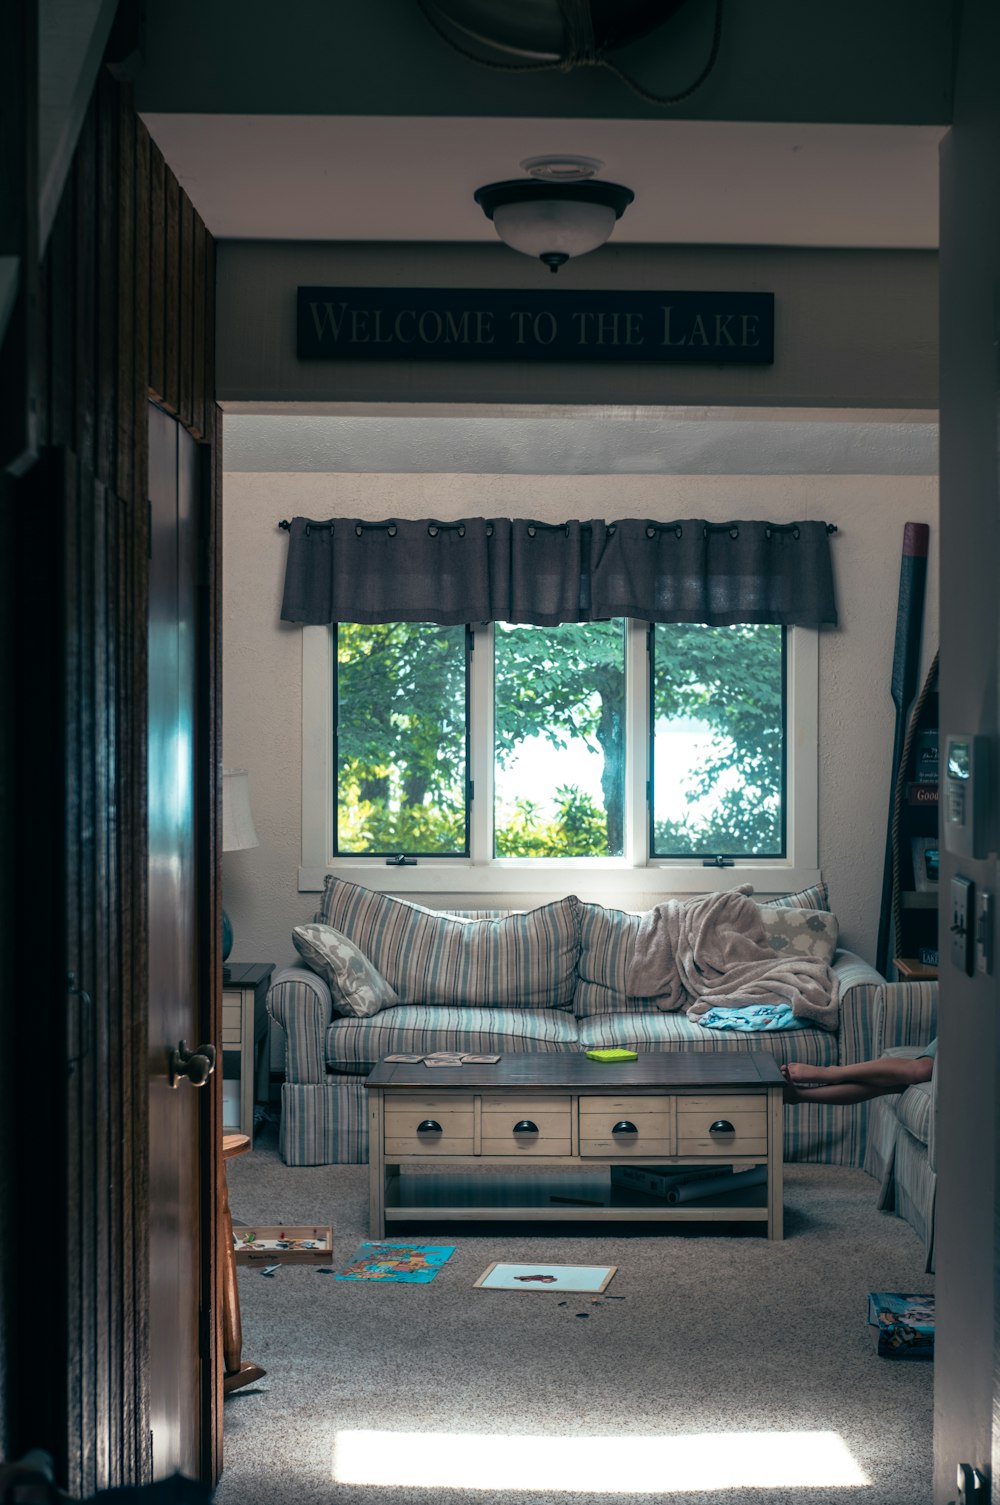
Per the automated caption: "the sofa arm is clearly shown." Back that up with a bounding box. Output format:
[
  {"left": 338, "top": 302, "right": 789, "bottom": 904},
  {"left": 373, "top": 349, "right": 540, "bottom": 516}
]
[
  {"left": 873, "top": 979, "right": 939, "bottom": 1056},
  {"left": 833, "top": 949, "right": 886, "bottom": 1066},
  {"left": 266, "top": 966, "right": 333, "bottom": 1085}
]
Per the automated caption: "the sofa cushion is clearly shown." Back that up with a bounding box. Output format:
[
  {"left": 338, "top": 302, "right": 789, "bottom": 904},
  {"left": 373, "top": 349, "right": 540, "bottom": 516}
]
[
  {"left": 575, "top": 902, "right": 646, "bottom": 1017},
  {"left": 759, "top": 881, "right": 830, "bottom": 912},
  {"left": 292, "top": 923, "right": 399, "bottom": 1018},
  {"left": 317, "top": 877, "right": 579, "bottom": 1009},
  {"left": 578, "top": 1011, "right": 839, "bottom": 1067},
  {"left": 895, "top": 1079, "right": 934, "bottom": 1148},
  {"left": 758, "top": 906, "right": 839, "bottom": 962},
  {"left": 325, "top": 1004, "right": 581, "bottom": 1075}
]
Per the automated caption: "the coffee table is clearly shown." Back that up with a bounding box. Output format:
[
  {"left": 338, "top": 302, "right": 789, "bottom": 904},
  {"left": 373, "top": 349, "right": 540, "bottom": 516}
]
[{"left": 365, "top": 1051, "right": 784, "bottom": 1239}]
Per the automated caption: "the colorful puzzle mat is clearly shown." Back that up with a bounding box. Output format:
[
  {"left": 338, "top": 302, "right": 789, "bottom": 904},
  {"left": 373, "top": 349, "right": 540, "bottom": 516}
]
[{"left": 334, "top": 1242, "right": 456, "bottom": 1283}]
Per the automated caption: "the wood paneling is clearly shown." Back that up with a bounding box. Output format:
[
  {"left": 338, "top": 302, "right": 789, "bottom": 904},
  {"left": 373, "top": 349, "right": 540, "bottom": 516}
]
[
  {"left": 163, "top": 165, "right": 180, "bottom": 414},
  {"left": 10, "top": 62, "right": 219, "bottom": 1497},
  {"left": 148, "top": 141, "right": 165, "bottom": 403},
  {"left": 95, "top": 69, "right": 118, "bottom": 487},
  {"left": 0, "top": 0, "right": 40, "bottom": 472},
  {"left": 179, "top": 192, "right": 194, "bottom": 425},
  {"left": 74, "top": 102, "right": 97, "bottom": 472},
  {"left": 116, "top": 88, "right": 135, "bottom": 504}
]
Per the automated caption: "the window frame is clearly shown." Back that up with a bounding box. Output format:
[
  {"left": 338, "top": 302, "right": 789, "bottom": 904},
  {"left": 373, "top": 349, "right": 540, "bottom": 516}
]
[{"left": 300, "top": 619, "right": 819, "bottom": 899}]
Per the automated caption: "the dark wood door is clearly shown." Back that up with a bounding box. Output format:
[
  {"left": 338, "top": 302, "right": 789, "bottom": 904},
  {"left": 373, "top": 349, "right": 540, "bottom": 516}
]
[
  {"left": 147, "top": 402, "right": 207, "bottom": 1478},
  {"left": 936, "top": 9, "right": 1000, "bottom": 1499}
]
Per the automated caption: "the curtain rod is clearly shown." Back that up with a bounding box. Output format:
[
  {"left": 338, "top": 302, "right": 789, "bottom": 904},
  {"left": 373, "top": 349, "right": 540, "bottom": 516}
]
[{"left": 277, "top": 519, "right": 839, "bottom": 535}]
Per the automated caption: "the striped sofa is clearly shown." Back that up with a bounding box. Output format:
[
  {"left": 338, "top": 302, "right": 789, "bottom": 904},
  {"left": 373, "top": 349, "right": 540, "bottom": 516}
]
[
  {"left": 267, "top": 876, "right": 886, "bottom": 1168},
  {"left": 864, "top": 979, "right": 938, "bottom": 1271}
]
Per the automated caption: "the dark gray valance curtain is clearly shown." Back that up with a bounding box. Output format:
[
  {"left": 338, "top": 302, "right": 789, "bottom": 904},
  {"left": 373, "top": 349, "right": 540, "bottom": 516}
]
[{"left": 279, "top": 516, "right": 838, "bottom": 628}]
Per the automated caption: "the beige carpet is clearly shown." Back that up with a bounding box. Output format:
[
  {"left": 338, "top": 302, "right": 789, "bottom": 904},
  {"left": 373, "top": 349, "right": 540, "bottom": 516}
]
[{"left": 216, "top": 1121, "right": 933, "bottom": 1505}]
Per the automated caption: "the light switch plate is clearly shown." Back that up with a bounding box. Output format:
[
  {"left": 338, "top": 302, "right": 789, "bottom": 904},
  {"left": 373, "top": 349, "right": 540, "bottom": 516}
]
[
  {"left": 951, "top": 875, "right": 974, "bottom": 975},
  {"left": 976, "top": 889, "right": 994, "bottom": 974}
]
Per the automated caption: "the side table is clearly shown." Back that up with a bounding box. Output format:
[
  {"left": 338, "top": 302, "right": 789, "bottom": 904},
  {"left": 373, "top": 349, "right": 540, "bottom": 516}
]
[{"left": 222, "top": 962, "right": 275, "bottom": 1141}]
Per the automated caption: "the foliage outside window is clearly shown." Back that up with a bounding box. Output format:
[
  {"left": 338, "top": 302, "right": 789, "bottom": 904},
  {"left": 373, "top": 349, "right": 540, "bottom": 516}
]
[
  {"left": 335, "top": 622, "right": 468, "bottom": 855},
  {"left": 334, "top": 620, "right": 785, "bottom": 861},
  {"left": 652, "top": 623, "right": 785, "bottom": 858}
]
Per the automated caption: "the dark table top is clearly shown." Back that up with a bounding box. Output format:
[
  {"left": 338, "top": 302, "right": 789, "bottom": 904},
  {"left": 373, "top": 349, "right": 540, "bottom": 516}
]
[{"left": 366, "top": 1051, "right": 784, "bottom": 1092}]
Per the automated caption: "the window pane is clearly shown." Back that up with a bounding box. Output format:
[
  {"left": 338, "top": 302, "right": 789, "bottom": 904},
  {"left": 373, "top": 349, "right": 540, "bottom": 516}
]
[
  {"left": 494, "top": 621, "right": 625, "bottom": 858},
  {"left": 335, "top": 623, "right": 468, "bottom": 855},
  {"left": 651, "top": 624, "right": 785, "bottom": 858}
]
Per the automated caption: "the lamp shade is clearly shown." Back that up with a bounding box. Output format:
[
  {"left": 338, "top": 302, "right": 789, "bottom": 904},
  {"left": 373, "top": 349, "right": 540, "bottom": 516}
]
[
  {"left": 222, "top": 768, "right": 259, "bottom": 852},
  {"left": 474, "top": 178, "right": 635, "bottom": 271}
]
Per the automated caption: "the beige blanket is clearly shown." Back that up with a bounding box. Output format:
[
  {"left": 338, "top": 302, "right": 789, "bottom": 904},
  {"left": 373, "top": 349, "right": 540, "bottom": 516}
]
[{"left": 624, "top": 885, "right": 839, "bottom": 1030}]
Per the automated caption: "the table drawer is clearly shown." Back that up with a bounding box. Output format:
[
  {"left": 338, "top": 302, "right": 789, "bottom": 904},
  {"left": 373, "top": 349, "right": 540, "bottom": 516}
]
[
  {"left": 676, "top": 1095, "right": 767, "bottom": 1157},
  {"left": 384, "top": 1095, "right": 474, "bottom": 1156},
  {"left": 221, "top": 1001, "right": 242, "bottom": 1044},
  {"left": 481, "top": 1094, "right": 571, "bottom": 1156},
  {"left": 578, "top": 1095, "right": 672, "bottom": 1157}
]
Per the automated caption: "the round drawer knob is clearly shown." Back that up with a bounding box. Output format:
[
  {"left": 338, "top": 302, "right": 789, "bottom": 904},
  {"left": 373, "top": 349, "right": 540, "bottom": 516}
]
[
  {"left": 513, "top": 1120, "right": 538, "bottom": 1134},
  {"left": 417, "top": 1119, "right": 442, "bottom": 1134},
  {"left": 709, "top": 1119, "right": 735, "bottom": 1135},
  {"left": 612, "top": 1120, "right": 638, "bottom": 1135}
]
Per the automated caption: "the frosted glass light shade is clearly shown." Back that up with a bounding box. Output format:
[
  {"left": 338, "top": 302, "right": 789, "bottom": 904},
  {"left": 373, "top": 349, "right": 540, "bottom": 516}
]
[
  {"left": 474, "top": 178, "right": 634, "bottom": 270},
  {"left": 492, "top": 199, "right": 617, "bottom": 262},
  {"left": 222, "top": 768, "right": 259, "bottom": 852}
]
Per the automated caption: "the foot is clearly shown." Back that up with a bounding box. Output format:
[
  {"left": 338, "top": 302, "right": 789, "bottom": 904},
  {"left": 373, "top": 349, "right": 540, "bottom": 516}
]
[
  {"left": 780, "top": 1061, "right": 833, "bottom": 1103},
  {"left": 781, "top": 1061, "right": 835, "bottom": 1086}
]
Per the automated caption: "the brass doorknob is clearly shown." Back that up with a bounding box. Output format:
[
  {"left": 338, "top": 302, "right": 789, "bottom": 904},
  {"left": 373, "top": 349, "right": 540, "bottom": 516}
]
[{"left": 169, "top": 1041, "right": 217, "bottom": 1088}]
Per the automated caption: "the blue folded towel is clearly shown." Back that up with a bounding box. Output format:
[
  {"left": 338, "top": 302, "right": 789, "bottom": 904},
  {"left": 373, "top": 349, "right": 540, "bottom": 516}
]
[{"left": 696, "top": 1003, "right": 807, "bottom": 1032}]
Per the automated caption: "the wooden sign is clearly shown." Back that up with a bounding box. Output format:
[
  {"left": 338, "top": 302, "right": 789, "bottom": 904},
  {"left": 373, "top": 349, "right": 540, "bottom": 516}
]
[{"left": 297, "top": 287, "right": 774, "bottom": 364}]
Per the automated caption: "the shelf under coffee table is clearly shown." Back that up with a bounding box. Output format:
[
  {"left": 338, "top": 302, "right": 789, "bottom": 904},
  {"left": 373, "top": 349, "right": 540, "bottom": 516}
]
[{"left": 365, "top": 1051, "right": 784, "bottom": 1239}]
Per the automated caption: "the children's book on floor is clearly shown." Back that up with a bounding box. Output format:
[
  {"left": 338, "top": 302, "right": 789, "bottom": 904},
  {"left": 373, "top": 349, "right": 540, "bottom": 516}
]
[
  {"left": 335, "top": 1242, "right": 455, "bottom": 1283},
  {"left": 867, "top": 1291, "right": 935, "bottom": 1358}
]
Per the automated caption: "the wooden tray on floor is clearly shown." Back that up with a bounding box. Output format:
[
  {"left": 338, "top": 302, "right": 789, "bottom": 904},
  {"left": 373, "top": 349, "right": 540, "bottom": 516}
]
[{"left": 233, "top": 1224, "right": 333, "bottom": 1265}]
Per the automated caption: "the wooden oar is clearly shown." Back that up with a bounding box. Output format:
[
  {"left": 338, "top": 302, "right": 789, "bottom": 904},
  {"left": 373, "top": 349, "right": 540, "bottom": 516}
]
[{"left": 875, "top": 522, "right": 929, "bottom": 975}]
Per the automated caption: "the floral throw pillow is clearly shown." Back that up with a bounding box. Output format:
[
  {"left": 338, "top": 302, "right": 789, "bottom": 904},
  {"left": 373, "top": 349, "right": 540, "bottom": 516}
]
[
  {"left": 757, "top": 906, "right": 839, "bottom": 963},
  {"left": 292, "top": 923, "right": 399, "bottom": 1018}
]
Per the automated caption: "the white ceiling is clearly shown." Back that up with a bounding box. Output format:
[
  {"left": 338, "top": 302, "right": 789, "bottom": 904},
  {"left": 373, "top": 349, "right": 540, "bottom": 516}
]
[{"left": 141, "top": 114, "right": 944, "bottom": 249}]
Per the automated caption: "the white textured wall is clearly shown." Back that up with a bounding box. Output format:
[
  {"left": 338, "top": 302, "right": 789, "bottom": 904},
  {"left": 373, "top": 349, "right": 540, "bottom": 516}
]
[{"left": 222, "top": 467, "right": 938, "bottom": 1007}]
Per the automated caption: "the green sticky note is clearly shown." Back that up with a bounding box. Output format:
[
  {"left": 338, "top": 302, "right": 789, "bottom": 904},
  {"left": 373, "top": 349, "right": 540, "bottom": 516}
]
[{"left": 585, "top": 1048, "right": 639, "bottom": 1062}]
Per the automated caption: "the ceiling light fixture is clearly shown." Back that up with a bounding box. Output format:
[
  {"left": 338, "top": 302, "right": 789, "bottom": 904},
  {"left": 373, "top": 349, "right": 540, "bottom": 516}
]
[{"left": 474, "top": 156, "right": 635, "bottom": 273}]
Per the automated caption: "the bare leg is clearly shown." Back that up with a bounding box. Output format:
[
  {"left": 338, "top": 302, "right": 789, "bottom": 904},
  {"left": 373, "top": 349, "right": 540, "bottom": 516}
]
[{"left": 781, "top": 1055, "right": 933, "bottom": 1104}]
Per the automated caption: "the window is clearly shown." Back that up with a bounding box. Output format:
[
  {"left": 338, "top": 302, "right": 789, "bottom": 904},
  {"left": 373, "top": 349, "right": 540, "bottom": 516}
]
[
  {"left": 335, "top": 622, "right": 469, "bottom": 856},
  {"left": 650, "top": 623, "right": 785, "bottom": 859},
  {"left": 303, "top": 620, "right": 817, "bottom": 898}
]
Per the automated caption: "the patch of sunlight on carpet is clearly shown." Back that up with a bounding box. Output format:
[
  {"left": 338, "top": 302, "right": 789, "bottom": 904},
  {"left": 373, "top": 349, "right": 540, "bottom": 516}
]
[{"left": 331, "top": 1428, "right": 871, "bottom": 1492}]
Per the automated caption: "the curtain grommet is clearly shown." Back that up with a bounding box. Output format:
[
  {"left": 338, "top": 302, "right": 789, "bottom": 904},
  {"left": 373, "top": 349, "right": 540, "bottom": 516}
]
[
  {"left": 388, "top": 525, "right": 397, "bottom": 538},
  {"left": 646, "top": 526, "right": 656, "bottom": 539},
  {"left": 354, "top": 525, "right": 362, "bottom": 538},
  {"left": 729, "top": 526, "right": 739, "bottom": 539},
  {"left": 793, "top": 526, "right": 800, "bottom": 540},
  {"left": 675, "top": 525, "right": 683, "bottom": 539},
  {"left": 458, "top": 525, "right": 466, "bottom": 538},
  {"left": 427, "top": 525, "right": 438, "bottom": 537},
  {"left": 527, "top": 526, "right": 536, "bottom": 538}
]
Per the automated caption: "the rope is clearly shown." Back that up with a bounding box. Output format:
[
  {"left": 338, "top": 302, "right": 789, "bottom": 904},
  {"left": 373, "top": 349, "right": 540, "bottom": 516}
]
[
  {"left": 595, "top": 0, "right": 725, "bottom": 107},
  {"left": 890, "top": 651, "right": 939, "bottom": 965},
  {"left": 414, "top": 0, "right": 725, "bottom": 106}
]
